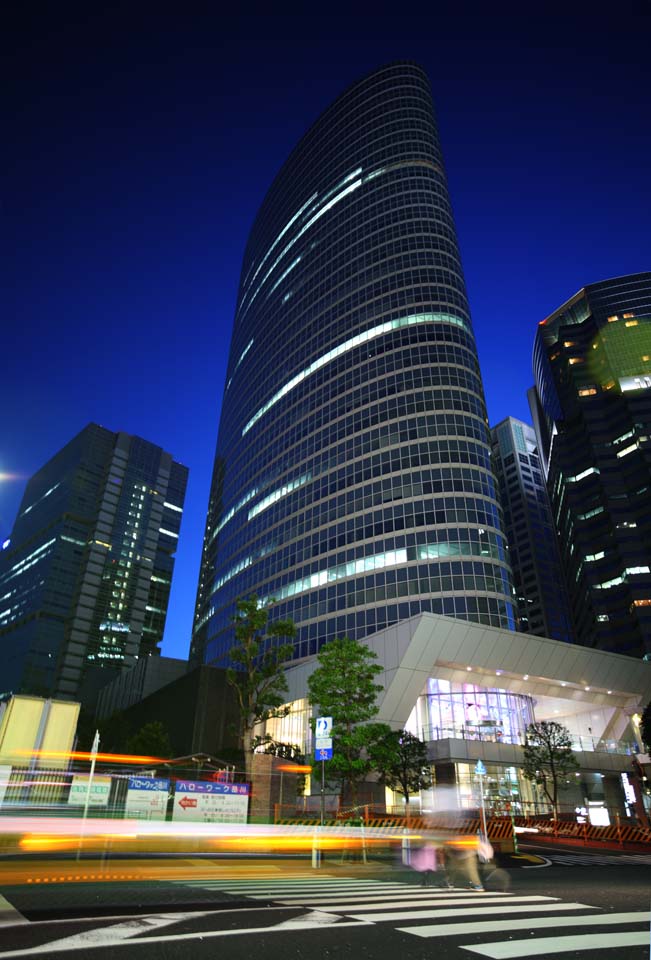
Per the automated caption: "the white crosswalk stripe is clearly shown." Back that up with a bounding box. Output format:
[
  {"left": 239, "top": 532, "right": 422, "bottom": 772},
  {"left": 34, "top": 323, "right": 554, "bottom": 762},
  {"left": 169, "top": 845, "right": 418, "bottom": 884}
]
[{"left": 177, "top": 874, "right": 649, "bottom": 955}]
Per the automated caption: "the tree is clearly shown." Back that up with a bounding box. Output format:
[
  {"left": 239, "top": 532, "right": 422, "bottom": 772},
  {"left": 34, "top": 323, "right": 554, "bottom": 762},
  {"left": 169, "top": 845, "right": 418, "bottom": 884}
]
[
  {"left": 640, "top": 702, "right": 651, "bottom": 753},
  {"left": 371, "top": 729, "right": 432, "bottom": 812},
  {"left": 522, "top": 720, "right": 579, "bottom": 816},
  {"left": 307, "top": 636, "right": 391, "bottom": 808},
  {"left": 226, "top": 596, "right": 296, "bottom": 783},
  {"left": 125, "top": 721, "right": 172, "bottom": 759}
]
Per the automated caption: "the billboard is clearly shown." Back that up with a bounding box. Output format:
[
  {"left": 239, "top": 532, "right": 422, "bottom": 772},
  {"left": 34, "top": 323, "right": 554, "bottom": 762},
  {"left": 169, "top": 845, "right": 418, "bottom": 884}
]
[
  {"left": 68, "top": 775, "right": 112, "bottom": 806},
  {"left": 125, "top": 776, "right": 169, "bottom": 820},
  {"left": 172, "top": 779, "right": 250, "bottom": 823}
]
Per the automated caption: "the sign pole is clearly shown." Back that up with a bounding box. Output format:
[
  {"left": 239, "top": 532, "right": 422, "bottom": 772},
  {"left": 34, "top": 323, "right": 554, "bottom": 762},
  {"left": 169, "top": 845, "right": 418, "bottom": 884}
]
[
  {"left": 82, "top": 730, "right": 100, "bottom": 824},
  {"left": 77, "top": 730, "right": 99, "bottom": 861},
  {"left": 479, "top": 770, "right": 487, "bottom": 842},
  {"left": 314, "top": 716, "right": 333, "bottom": 828},
  {"left": 474, "top": 758, "right": 487, "bottom": 843},
  {"left": 320, "top": 759, "right": 325, "bottom": 826}
]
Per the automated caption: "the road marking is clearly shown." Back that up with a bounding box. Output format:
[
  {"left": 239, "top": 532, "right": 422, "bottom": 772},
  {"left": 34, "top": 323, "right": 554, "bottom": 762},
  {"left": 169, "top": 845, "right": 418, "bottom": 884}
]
[
  {"left": 522, "top": 856, "right": 551, "bottom": 869},
  {"left": 0, "top": 915, "right": 370, "bottom": 956},
  {"left": 273, "top": 909, "right": 341, "bottom": 928},
  {"left": 349, "top": 901, "right": 590, "bottom": 923},
  {"left": 461, "top": 930, "right": 650, "bottom": 957},
  {"left": 308, "top": 895, "right": 553, "bottom": 915},
  {"left": 546, "top": 853, "right": 651, "bottom": 866},
  {"left": 0, "top": 896, "right": 28, "bottom": 927},
  {"left": 399, "top": 909, "right": 642, "bottom": 938},
  {"left": 273, "top": 891, "right": 510, "bottom": 904},
  {"left": 0, "top": 911, "right": 217, "bottom": 953}
]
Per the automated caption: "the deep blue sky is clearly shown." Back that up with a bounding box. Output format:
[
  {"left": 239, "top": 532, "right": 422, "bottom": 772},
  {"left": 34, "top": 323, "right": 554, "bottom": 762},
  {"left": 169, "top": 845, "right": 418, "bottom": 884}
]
[{"left": 3, "top": 6, "right": 650, "bottom": 661}]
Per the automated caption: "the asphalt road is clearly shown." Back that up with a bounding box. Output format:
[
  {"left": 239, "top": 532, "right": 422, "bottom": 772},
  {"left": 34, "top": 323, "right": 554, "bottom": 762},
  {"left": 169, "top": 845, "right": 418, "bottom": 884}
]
[{"left": 0, "top": 849, "right": 649, "bottom": 959}]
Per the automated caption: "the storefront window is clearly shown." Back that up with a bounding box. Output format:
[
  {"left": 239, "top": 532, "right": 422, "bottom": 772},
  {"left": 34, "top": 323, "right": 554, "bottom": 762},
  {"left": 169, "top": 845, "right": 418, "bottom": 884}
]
[{"left": 410, "top": 678, "right": 535, "bottom": 746}]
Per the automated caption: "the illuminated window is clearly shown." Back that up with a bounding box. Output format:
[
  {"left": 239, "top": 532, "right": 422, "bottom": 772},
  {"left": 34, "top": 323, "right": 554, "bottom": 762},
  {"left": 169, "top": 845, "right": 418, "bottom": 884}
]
[
  {"left": 566, "top": 466, "right": 600, "bottom": 483},
  {"left": 563, "top": 341, "right": 577, "bottom": 347},
  {"left": 632, "top": 599, "right": 651, "bottom": 607},
  {"left": 243, "top": 311, "right": 472, "bottom": 434},
  {"left": 578, "top": 387, "right": 597, "bottom": 397},
  {"left": 607, "top": 315, "right": 619, "bottom": 322},
  {"left": 577, "top": 506, "right": 604, "bottom": 520},
  {"left": 568, "top": 357, "right": 583, "bottom": 365},
  {"left": 622, "top": 312, "right": 635, "bottom": 318},
  {"left": 616, "top": 443, "right": 637, "bottom": 458},
  {"left": 625, "top": 320, "right": 638, "bottom": 327}
]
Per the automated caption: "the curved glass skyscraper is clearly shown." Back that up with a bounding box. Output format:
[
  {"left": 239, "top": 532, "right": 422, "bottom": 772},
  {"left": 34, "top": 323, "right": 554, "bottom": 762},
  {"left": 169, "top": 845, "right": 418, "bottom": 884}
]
[{"left": 192, "top": 62, "right": 515, "bottom": 667}]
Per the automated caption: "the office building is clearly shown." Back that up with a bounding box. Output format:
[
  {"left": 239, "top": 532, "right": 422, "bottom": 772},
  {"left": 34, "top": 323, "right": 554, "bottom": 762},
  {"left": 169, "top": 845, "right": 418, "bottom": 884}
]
[
  {"left": 96, "top": 654, "right": 188, "bottom": 720},
  {"left": 491, "top": 417, "right": 574, "bottom": 642},
  {"left": 530, "top": 273, "right": 651, "bottom": 658},
  {"left": 192, "top": 62, "right": 515, "bottom": 667},
  {"left": 0, "top": 423, "right": 188, "bottom": 706}
]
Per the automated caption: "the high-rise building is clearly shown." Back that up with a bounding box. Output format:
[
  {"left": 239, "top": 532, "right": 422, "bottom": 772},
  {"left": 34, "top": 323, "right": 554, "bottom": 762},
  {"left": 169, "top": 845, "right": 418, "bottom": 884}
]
[
  {"left": 530, "top": 272, "right": 651, "bottom": 658},
  {"left": 491, "top": 417, "right": 574, "bottom": 642},
  {"left": 0, "top": 423, "right": 188, "bottom": 706},
  {"left": 192, "top": 62, "right": 516, "bottom": 668}
]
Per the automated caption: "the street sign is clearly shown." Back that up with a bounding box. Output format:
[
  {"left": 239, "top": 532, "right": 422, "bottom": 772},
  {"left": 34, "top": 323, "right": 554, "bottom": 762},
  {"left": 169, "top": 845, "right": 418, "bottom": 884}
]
[
  {"left": 315, "top": 716, "right": 333, "bottom": 738},
  {"left": 315, "top": 737, "right": 333, "bottom": 750},
  {"left": 316, "top": 747, "right": 333, "bottom": 761},
  {"left": 475, "top": 759, "right": 486, "bottom": 776}
]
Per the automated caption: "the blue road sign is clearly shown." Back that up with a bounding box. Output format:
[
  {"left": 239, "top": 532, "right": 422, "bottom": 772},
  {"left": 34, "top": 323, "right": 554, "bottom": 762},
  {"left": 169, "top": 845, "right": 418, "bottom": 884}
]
[
  {"left": 315, "top": 746, "right": 333, "bottom": 761},
  {"left": 475, "top": 759, "right": 486, "bottom": 776},
  {"left": 315, "top": 716, "right": 333, "bottom": 738}
]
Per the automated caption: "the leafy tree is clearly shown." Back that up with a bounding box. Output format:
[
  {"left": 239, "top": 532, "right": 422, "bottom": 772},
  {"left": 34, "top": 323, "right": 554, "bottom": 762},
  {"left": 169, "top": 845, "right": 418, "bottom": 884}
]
[
  {"left": 307, "top": 636, "right": 391, "bottom": 807},
  {"left": 371, "top": 729, "right": 432, "bottom": 811},
  {"left": 640, "top": 702, "right": 651, "bottom": 753},
  {"left": 226, "top": 596, "right": 296, "bottom": 783},
  {"left": 522, "top": 720, "right": 579, "bottom": 816},
  {"left": 125, "top": 721, "right": 172, "bottom": 759}
]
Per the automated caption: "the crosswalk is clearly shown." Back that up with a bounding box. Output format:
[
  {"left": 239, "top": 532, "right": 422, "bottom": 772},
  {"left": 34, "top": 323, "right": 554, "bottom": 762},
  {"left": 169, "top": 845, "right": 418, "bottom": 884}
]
[
  {"left": 545, "top": 852, "right": 651, "bottom": 866},
  {"left": 178, "top": 874, "right": 650, "bottom": 957}
]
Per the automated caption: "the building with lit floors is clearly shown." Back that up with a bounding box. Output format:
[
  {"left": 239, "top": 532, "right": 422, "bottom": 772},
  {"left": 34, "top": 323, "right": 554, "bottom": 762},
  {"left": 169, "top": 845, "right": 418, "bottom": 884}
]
[
  {"left": 491, "top": 417, "right": 574, "bottom": 642},
  {"left": 530, "top": 273, "right": 651, "bottom": 659},
  {"left": 0, "top": 423, "right": 188, "bottom": 708},
  {"left": 192, "top": 62, "right": 515, "bottom": 668}
]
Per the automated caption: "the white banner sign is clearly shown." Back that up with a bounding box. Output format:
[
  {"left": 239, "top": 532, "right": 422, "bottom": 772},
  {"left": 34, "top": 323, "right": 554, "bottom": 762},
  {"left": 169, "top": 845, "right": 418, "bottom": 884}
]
[
  {"left": 125, "top": 776, "right": 169, "bottom": 820},
  {"left": 68, "top": 775, "right": 112, "bottom": 806},
  {"left": 172, "top": 779, "right": 250, "bottom": 823}
]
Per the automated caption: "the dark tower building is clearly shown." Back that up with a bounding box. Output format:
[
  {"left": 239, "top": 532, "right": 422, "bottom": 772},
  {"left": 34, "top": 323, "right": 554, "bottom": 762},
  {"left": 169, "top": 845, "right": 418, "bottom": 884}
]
[
  {"left": 530, "top": 272, "right": 651, "bottom": 658},
  {"left": 491, "top": 417, "right": 574, "bottom": 642},
  {"left": 192, "top": 62, "right": 515, "bottom": 667},
  {"left": 0, "top": 424, "right": 188, "bottom": 706}
]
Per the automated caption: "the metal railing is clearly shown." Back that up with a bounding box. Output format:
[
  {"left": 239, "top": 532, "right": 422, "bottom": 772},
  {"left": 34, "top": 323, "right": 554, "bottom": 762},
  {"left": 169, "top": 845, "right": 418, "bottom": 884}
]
[{"left": 421, "top": 724, "right": 638, "bottom": 756}]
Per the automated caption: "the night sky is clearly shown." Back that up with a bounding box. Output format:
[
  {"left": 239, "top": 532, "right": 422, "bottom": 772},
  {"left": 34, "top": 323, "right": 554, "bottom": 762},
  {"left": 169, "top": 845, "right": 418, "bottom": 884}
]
[{"left": 4, "top": 6, "right": 650, "bottom": 661}]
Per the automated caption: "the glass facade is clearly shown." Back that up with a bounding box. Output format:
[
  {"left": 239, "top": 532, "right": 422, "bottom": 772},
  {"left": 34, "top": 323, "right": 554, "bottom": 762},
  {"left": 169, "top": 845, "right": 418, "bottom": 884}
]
[
  {"left": 531, "top": 273, "right": 651, "bottom": 658},
  {"left": 491, "top": 417, "right": 574, "bottom": 642},
  {"left": 0, "top": 424, "right": 188, "bottom": 707},
  {"left": 192, "top": 62, "right": 515, "bottom": 667},
  {"left": 409, "top": 678, "right": 536, "bottom": 747}
]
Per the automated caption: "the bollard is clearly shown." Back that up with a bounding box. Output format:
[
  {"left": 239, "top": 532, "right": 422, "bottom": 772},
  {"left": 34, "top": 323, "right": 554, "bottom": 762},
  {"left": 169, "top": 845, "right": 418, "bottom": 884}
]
[
  {"left": 312, "top": 827, "right": 321, "bottom": 869},
  {"left": 401, "top": 827, "right": 411, "bottom": 866}
]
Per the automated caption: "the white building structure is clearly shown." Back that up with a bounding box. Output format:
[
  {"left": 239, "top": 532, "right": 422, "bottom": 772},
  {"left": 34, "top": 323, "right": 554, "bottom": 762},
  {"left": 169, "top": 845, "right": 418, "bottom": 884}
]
[{"left": 266, "top": 614, "right": 651, "bottom": 819}]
